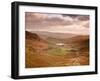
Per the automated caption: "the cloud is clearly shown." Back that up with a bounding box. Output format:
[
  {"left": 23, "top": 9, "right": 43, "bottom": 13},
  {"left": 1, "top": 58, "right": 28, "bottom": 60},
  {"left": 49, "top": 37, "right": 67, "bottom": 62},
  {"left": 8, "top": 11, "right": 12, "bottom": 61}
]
[{"left": 25, "top": 12, "right": 89, "bottom": 32}]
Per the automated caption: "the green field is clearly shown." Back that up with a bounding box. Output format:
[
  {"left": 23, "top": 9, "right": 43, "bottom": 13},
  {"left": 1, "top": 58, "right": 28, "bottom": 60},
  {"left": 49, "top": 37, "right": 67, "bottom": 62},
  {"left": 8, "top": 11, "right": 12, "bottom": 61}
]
[{"left": 47, "top": 47, "right": 74, "bottom": 55}]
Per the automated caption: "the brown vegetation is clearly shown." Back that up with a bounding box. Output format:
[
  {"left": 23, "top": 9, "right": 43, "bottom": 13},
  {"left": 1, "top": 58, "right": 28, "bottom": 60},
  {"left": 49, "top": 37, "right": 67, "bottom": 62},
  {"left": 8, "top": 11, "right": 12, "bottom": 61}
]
[{"left": 25, "top": 31, "right": 89, "bottom": 68}]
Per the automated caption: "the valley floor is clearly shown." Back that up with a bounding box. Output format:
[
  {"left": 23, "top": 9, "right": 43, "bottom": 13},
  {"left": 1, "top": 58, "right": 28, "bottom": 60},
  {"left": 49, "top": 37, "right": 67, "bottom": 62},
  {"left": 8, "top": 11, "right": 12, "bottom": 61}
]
[{"left": 25, "top": 41, "right": 89, "bottom": 68}]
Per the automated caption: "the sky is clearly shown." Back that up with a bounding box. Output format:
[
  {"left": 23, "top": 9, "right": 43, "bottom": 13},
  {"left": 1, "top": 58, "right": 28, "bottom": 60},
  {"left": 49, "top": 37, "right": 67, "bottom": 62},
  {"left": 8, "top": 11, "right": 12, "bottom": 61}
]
[{"left": 25, "top": 12, "right": 89, "bottom": 35}]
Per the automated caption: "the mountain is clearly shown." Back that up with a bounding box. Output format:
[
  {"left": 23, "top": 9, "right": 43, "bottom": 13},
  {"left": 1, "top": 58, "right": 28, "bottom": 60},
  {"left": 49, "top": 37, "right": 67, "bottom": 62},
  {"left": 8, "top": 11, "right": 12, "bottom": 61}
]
[
  {"left": 25, "top": 31, "right": 48, "bottom": 50},
  {"left": 66, "top": 35, "right": 89, "bottom": 43},
  {"left": 27, "top": 31, "right": 89, "bottom": 44},
  {"left": 26, "top": 31, "right": 89, "bottom": 50},
  {"left": 30, "top": 31, "right": 76, "bottom": 39},
  {"left": 26, "top": 31, "right": 41, "bottom": 41}
]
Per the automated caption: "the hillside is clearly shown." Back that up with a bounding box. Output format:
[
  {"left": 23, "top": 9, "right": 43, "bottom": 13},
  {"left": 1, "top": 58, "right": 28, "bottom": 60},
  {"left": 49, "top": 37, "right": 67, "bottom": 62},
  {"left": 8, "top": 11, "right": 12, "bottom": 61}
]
[{"left": 25, "top": 31, "right": 89, "bottom": 68}]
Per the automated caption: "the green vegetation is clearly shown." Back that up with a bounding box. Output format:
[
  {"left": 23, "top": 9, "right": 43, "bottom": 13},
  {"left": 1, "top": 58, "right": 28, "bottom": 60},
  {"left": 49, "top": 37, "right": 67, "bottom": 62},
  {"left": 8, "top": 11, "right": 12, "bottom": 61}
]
[{"left": 47, "top": 47, "right": 72, "bottom": 55}]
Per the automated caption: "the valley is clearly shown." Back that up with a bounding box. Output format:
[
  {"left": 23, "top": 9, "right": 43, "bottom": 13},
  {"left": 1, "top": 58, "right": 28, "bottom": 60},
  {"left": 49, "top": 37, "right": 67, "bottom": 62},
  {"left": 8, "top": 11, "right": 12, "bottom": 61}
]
[{"left": 25, "top": 31, "right": 89, "bottom": 68}]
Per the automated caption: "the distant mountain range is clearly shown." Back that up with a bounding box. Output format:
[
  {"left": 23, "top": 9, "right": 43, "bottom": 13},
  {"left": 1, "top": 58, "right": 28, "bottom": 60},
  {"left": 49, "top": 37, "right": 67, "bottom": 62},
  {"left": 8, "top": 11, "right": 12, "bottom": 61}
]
[
  {"left": 26, "top": 31, "right": 89, "bottom": 45},
  {"left": 29, "top": 31, "right": 78, "bottom": 39},
  {"left": 26, "top": 31, "right": 89, "bottom": 52}
]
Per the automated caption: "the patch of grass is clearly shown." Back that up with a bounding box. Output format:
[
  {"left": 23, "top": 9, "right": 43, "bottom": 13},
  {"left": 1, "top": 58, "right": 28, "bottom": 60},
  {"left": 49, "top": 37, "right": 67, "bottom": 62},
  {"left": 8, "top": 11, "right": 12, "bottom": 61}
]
[{"left": 47, "top": 47, "right": 71, "bottom": 55}]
